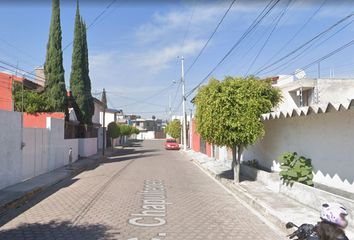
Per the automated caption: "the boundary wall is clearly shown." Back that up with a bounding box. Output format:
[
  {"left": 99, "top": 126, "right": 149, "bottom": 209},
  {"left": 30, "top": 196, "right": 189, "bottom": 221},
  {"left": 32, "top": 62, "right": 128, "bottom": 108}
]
[{"left": 0, "top": 110, "right": 97, "bottom": 190}]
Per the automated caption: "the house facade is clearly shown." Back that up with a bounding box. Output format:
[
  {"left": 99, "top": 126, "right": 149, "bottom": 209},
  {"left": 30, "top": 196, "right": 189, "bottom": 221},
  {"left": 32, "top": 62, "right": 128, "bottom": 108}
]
[
  {"left": 191, "top": 76, "right": 354, "bottom": 195},
  {"left": 273, "top": 75, "right": 354, "bottom": 110},
  {"left": 100, "top": 108, "right": 123, "bottom": 127},
  {"left": 132, "top": 118, "right": 165, "bottom": 139}
]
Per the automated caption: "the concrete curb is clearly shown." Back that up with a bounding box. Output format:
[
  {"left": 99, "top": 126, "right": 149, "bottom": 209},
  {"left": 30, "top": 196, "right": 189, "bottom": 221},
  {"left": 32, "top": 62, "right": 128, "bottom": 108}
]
[
  {"left": 0, "top": 155, "right": 103, "bottom": 218},
  {"left": 0, "top": 187, "right": 42, "bottom": 217},
  {"left": 190, "top": 158, "right": 290, "bottom": 236}
]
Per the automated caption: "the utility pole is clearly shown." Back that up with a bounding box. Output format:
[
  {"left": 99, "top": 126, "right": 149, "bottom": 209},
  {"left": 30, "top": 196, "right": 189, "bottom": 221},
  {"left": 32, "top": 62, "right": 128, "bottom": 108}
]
[
  {"left": 101, "top": 88, "right": 107, "bottom": 157},
  {"left": 181, "top": 56, "right": 187, "bottom": 151},
  {"left": 168, "top": 94, "right": 172, "bottom": 121},
  {"left": 189, "top": 109, "right": 193, "bottom": 150}
]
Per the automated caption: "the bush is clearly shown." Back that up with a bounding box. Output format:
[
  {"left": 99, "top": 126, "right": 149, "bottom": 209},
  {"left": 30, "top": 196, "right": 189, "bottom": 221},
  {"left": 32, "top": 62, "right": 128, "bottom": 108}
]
[
  {"left": 279, "top": 152, "right": 314, "bottom": 187},
  {"left": 107, "top": 122, "right": 120, "bottom": 139}
]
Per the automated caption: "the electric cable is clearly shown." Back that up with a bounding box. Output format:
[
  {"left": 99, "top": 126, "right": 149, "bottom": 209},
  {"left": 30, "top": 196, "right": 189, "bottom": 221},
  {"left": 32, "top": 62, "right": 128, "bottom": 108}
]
[
  {"left": 254, "top": 11, "right": 354, "bottom": 75},
  {"left": 62, "top": 0, "right": 118, "bottom": 51},
  {"left": 300, "top": 38, "right": 354, "bottom": 71},
  {"left": 184, "top": 0, "right": 237, "bottom": 76},
  {"left": 245, "top": 0, "right": 292, "bottom": 76},
  {"left": 107, "top": 82, "right": 175, "bottom": 108},
  {"left": 180, "top": 1, "right": 196, "bottom": 53},
  {"left": 254, "top": 0, "right": 327, "bottom": 74},
  {"left": 262, "top": 18, "right": 354, "bottom": 76},
  {"left": 186, "top": 0, "right": 281, "bottom": 97}
]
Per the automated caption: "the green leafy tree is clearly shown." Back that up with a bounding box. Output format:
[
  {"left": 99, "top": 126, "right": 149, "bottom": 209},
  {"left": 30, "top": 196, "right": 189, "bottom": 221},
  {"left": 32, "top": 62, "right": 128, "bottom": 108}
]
[
  {"left": 44, "top": 0, "right": 68, "bottom": 118},
  {"left": 70, "top": 1, "right": 94, "bottom": 124},
  {"left": 13, "top": 83, "right": 49, "bottom": 113},
  {"left": 194, "top": 76, "right": 281, "bottom": 182},
  {"left": 165, "top": 119, "right": 181, "bottom": 139},
  {"left": 120, "top": 124, "right": 133, "bottom": 136},
  {"left": 107, "top": 122, "right": 120, "bottom": 147},
  {"left": 131, "top": 126, "right": 140, "bottom": 135}
]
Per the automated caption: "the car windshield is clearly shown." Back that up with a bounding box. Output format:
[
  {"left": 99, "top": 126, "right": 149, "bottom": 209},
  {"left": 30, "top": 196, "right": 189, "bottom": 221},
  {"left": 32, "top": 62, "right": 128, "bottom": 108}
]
[{"left": 166, "top": 139, "right": 176, "bottom": 143}]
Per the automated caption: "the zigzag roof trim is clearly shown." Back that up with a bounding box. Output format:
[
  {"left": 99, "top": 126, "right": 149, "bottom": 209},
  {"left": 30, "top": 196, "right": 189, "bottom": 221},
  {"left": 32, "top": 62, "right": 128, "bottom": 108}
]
[{"left": 262, "top": 99, "right": 354, "bottom": 121}]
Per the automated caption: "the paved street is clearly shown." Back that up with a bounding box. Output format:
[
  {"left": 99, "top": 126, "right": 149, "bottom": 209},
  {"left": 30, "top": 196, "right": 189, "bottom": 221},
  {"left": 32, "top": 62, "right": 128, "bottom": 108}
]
[{"left": 0, "top": 140, "right": 284, "bottom": 240}]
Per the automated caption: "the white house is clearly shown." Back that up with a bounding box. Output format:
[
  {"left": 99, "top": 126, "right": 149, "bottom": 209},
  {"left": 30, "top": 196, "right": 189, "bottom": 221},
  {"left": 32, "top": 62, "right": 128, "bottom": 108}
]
[
  {"left": 241, "top": 76, "right": 354, "bottom": 194},
  {"left": 132, "top": 118, "right": 164, "bottom": 140},
  {"left": 197, "top": 76, "right": 354, "bottom": 195},
  {"left": 272, "top": 75, "right": 354, "bottom": 111}
]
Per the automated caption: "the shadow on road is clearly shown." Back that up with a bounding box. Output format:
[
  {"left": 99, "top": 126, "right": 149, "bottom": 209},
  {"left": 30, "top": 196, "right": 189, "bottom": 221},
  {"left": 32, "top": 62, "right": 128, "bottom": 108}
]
[
  {"left": 0, "top": 179, "right": 79, "bottom": 228},
  {"left": 101, "top": 153, "right": 157, "bottom": 164},
  {"left": 0, "top": 220, "right": 114, "bottom": 240},
  {"left": 108, "top": 147, "right": 159, "bottom": 157},
  {"left": 216, "top": 169, "right": 253, "bottom": 182},
  {"left": 217, "top": 169, "right": 234, "bottom": 180},
  {"left": 0, "top": 139, "right": 159, "bottom": 228}
]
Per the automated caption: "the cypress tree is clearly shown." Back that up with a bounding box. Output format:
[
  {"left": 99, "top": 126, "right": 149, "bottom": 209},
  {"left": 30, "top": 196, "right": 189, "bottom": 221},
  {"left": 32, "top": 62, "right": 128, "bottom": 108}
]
[
  {"left": 70, "top": 1, "right": 94, "bottom": 124},
  {"left": 44, "top": 0, "right": 68, "bottom": 118},
  {"left": 82, "top": 20, "right": 94, "bottom": 124},
  {"left": 101, "top": 88, "right": 107, "bottom": 109}
]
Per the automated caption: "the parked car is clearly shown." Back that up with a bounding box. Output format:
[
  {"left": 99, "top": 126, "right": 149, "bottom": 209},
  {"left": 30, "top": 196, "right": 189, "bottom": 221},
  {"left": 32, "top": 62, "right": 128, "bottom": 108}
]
[{"left": 164, "top": 138, "right": 180, "bottom": 150}]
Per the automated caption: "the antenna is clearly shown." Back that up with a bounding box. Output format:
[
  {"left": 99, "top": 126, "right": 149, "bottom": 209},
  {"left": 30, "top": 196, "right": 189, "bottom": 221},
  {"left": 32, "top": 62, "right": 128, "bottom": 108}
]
[{"left": 294, "top": 69, "right": 306, "bottom": 79}]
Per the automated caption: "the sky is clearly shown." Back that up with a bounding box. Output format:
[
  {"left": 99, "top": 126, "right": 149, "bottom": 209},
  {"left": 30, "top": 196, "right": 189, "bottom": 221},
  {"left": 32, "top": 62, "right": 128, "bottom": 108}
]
[{"left": 0, "top": 0, "right": 353, "bottom": 120}]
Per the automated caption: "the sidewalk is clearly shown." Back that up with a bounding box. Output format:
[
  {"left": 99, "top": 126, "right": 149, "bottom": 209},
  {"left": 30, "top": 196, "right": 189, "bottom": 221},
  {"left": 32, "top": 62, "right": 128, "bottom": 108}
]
[
  {"left": 0, "top": 149, "right": 112, "bottom": 219},
  {"left": 183, "top": 150, "right": 354, "bottom": 239}
]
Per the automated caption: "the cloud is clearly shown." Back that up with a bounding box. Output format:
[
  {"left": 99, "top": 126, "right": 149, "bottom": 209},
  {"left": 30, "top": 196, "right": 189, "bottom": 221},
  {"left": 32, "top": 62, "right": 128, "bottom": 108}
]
[
  {"left": 89, "top": 39, "right": 204, "bottom": 87},
  {"left": 135, "top": 2, "right": 232, "bottom": 44}
]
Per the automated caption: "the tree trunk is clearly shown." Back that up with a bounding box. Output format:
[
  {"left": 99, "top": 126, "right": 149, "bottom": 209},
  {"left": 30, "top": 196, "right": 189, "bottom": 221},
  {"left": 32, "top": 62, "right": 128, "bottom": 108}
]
[
  {"left": 232, "top": 145, "right": 243, "bottom": 183},
  {"left": 231, "top": 145, "right": 239, "bottom": 183},
  {"left": 236, "top": 145, "right": 243, "bottom": 183}
]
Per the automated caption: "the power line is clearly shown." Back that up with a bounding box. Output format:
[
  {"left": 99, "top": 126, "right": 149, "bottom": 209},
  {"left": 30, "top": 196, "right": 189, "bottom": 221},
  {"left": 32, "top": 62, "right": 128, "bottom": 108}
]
[
  {"left": 108, "top": 83, "right": 175, "bottom": 108},
  {"left": 63, "top": 0, "right": 118, "bottom": 51},
  {"left": 255, "top": 0, "right": 327, "bottom": 74},
  {"left": 180, "top": 1, "right": 196, "bottom": 53},
  {"left": 184, "top": 0, "right": 237, "bottom": 76},
  {"left": 300, "top": 38, "right": 354, "bottom": 71},
  {"left": 254, "top": 12, "right": 354, "bottom": 75},
  {"left": 245, "top": 0, "right": 292, "bottom": 76},
  {"left": 186, "top": 0, "right": 281, "bottom": 97},
  {"left": 276, "top": 39, "right": 354, "bottom": 80},
  {"left": 0, "top": 58, "right": 45, "bottom": 82},
  {"left": 170, "top": 81, "right": 182, "bottom": 115},
  {"left": 262, "top": 18, "right": 354, "bottom": 76}
]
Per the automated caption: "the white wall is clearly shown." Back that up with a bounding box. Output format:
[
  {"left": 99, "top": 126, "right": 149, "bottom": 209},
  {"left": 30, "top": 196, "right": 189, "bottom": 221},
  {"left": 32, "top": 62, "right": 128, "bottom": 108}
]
[
  {"left": 0, "top": 110, "right": 22, "bottom": 190},
  {"left": 92, "top": 103, "right": 103, "bottom": 125},
  {"left": 97, "top": 127, "right": 104, "bottom": 150},
  {"left": 0, "top": 111, "right": 94, "bottom": 191},
  {"left": 243, "top": 109, "right": 354, "bottom": 193},
  {"left": 317, "top": 79, "right": 354, "bottom": 104},
  {"left": 22, "top": 128, "right": 49, "bottom": 180},
  {"left": 21, "top": 119, "right": 80, "bottom": 181},
  {"left": 275, "top": 78, "right": 354, "bottom": 112},
  {"left": 100, "top": 112, "right": 115, "bottom": 127},
  {"left": 64, "top": 139, "right": 79, "bottom": 164},
  {"left": 47, "top": 117, "right": 65, "bottom": 170},
  {"left": 79, "top": 138, "right": 97, "bottom": 157},
  {"left": 137, "top": 131, "right": 155, "bottom": 140}
]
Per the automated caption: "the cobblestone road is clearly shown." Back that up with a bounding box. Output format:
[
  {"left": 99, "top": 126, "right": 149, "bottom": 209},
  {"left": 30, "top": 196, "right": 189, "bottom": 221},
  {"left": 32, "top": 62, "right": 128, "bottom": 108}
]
[{"left": 0, "top": 140, "right": 284, "bottom": 240}]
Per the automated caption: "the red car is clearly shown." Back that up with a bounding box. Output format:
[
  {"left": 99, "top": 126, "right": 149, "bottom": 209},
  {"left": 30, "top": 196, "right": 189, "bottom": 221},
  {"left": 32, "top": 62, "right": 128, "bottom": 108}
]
[{"left": 164, "top": 138, "right": 180, "bottom": 150}]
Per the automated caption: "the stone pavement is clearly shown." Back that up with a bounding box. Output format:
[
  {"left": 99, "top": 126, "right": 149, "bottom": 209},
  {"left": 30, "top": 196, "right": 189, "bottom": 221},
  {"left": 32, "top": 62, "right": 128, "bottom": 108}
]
[
  {"left": 183, "top": 150, "right": 354, "bottom": 239},
  {"left": 0, "top": 140, "right": 286, "bottom": 240},
  {"left": 0, "top": 140, "right": 352, "bottom": 239},
  {"left": 0, "top": 149, "right": 112, "bottom": 220}
]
